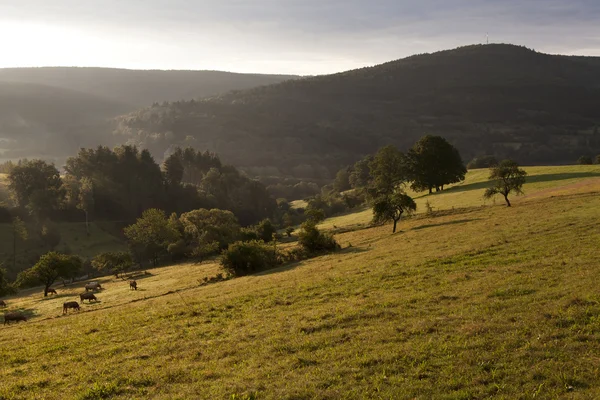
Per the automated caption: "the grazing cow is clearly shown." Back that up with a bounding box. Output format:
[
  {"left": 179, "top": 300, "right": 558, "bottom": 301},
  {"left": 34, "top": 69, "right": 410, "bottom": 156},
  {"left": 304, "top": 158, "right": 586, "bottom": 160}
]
[
  {"left": 129, "top": 280, "right": 137, "bottom": 290},
  {"left": 47, "top": 288, "right": 57, "bottom": 295},
  {"left": 85, "top": 282, "right": 102, "bottom": 291},
  {"left": 80, "top": 292, "right": 97, "bottom": 303},
  {"left": 63, "top": 301, "right": 80, "bottom": 314},
  {"left": 4, "top": 312, "right": 27, "bottom": 325},
  {"left": 0, "top": 300, "right": 6, "bottom": 308}
]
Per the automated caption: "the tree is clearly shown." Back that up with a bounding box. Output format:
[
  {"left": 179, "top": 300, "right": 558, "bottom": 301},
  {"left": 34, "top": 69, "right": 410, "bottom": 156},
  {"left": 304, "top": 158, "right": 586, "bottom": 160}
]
[
  {"left": 349, "top": 155, "right": 373, "bottom": 189},
  {"left": 333, "top": 168, "right": 351, "bottom": 192},
  {"left": 407, "top": 135, "right": 466, "bottom": 194},
  {"left": 596, "top": 154, "right": 600, "bottom": 165},
  {"left": 92, "top": 252, "right": 133, "bottom": 278},
  {"left": 179, "top": 208, "right": 241, "bottom": 257},
  {"left": 78, "top": 177, "right": 94, "bottom": 236},
  {"left": 484, "top": 160, "right": 527, "bottom": 207},
  {"left": 124, "top": 209, "right": 181, "bottom": 266},
  {"left": 372, "top": 192, "right": 417, "bottom": 233},
  {"left": 11, "top": 217, "right": 28, "bottom": 271},
  {"left": 8, "top": 160, "right": 64, "bottom": 219},
  {"left": 255, "top": 219, "right": 276, "bottom": 242},
  {"left": 578, "top": 155, "right": 593, "bottom": 165},
  {"left": 17, "top": 252, "right": 82, "bottom": 296},
  {"left": 368, "top": 146, "right": 408, "bottom": 197}
]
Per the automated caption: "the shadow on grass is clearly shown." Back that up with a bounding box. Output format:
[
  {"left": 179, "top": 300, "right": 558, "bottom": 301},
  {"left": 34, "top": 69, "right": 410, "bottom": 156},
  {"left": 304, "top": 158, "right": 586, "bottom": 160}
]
[
  {"left": 339, "top": 246, "right": 370, "bottom": 254},
  {"left": 420, "top": 172, "right": 600, "bottom": 196},
  {"left": 412, "top": 218, "right": 479, "bottom": 231}
]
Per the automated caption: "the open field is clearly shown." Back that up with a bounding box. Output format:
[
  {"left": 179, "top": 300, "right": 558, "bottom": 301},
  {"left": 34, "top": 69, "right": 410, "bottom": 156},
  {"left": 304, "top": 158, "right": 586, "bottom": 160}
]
[
  {"left": 318, "top": 164, "right": 600, "bottom": 230},
  {"left": 0, "top": 167, "right": 600, "bottom": 399}
]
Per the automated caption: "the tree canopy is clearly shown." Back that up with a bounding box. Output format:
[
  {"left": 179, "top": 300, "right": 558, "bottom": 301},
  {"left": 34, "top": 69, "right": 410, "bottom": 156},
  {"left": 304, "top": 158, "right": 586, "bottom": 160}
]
[
  {"left": 407, "top": 135, "right": 466, "bottom": 194},
  {"left": 372, "top": 192, "right": 417, "bottom": 233},
  {"left": 17, "top": 252, "right": 82, "bottom": 296},
  {"left": 484, "top": 160, "right": 527, "bottom": 207}
]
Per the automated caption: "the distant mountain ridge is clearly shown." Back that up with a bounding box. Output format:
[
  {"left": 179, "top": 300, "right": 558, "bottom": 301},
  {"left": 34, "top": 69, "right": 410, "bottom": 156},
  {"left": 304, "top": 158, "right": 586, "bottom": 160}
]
[
  {"left": 114, "top": 44, "right": 600, "bottom": 179},
  {"left": 0, "top": 67, "right": 298, "bottom": 107},
  {"left": 0, "top": 67, "right": 297, "bottom": 162}
]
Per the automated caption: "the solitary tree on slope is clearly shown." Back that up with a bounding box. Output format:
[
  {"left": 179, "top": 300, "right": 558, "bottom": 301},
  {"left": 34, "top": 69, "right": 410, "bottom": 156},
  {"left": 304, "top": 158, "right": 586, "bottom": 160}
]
[{"left": 483, "top": 160, "right": 527, "bottom": 207}]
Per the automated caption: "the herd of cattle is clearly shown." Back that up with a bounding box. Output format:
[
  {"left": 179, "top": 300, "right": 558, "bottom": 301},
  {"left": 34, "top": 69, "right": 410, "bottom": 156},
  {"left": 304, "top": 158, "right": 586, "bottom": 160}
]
[{"left": 1, "top": 280, "right": 138, "bottom": 325}]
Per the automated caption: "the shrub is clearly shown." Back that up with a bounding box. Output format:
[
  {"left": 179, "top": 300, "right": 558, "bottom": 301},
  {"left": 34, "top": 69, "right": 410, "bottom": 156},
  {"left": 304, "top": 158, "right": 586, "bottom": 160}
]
[
  {"left": 596, "top": 154, "right": 600, "bottom": 164},
  {"left": 220, "top": 240, "right": 279, "bottom": 276},
  {"left": 578, "top": 155, "right": 593, "bottom": 165},
  {"left": 297, "top": 221, "right": 340, "bottom": 253}
]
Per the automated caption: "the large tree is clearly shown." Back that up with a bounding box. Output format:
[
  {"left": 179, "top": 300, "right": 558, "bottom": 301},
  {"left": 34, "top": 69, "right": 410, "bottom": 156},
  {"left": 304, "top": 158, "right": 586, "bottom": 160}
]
[
  {"left": 368, "top": 145, "right": 408, "bottom": 198},
  {"left": 179, "top": 208, "right": 241, "bottom": 256},
  {"left": 8, "top": 160, "right": 64, "bottom": 219},
  {"left": 372, "top": 192, "right": 417, "bottom": 233},
  {"left": 407, "top": 135, "right": 467, "bottom": 194},
  {"left": 92, "top": 251, "right": 133, "bottom": 278},
  {"left": 17, "top": 252, "right": 82, "bottom": 296},
  {"left": 124, "top": 209, "right": 181, "bottom": 266},
  {"left": 484, "top": 160, "right": 527, "bottom": 207}
]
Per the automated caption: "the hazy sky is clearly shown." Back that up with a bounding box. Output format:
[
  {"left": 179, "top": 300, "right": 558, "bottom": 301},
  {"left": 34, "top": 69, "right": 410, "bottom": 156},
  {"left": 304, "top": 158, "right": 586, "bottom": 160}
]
[{"left": 1, "top": 0, "right": 599, "bottom": 75}]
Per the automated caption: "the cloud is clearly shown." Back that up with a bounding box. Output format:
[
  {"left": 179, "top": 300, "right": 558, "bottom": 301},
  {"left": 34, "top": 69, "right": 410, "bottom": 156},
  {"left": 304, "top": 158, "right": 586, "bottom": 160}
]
[{"left": 0, "top": 0, "right": 599, "bottom": 74}]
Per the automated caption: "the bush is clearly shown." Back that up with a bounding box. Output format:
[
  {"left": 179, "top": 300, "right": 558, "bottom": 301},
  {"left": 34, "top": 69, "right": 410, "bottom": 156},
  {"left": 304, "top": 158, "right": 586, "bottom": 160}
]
[
  {"left": 220, "top": 240, "right": 279, "bottom": 276},
  {"left": 578, "top": 155, "right": 593, "bottom": 165},
  {"left": 297, "top": 221, "right": 340, "bottom": 253},
  {"left": 596, "top": 154, "right": 600, "bottom": 164}
]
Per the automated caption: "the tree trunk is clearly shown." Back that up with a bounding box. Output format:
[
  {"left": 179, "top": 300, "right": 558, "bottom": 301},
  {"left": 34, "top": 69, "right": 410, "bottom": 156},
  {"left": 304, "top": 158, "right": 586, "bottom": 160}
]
[
  {"left": 84, "top": 210, "right": 90, "bottom": 236},
  {"left": 504, "top": 194, "right": 511, "bottom": 207},
  {"left": 428, "top": 187, "right": 432, "bottom": 194},
  {"left": 44, "top": 286, "right": 49, "bottom": 297},
  {"left": 392, "top": 219, "right": 397, "bottom": 233},
  {"left": 13, "top": 226, "right": 16, "bottom": 271}
]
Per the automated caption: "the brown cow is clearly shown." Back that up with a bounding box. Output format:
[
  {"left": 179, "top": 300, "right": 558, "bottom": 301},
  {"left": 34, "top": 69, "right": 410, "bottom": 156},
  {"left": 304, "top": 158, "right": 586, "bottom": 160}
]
[
  {"left": 63, "top": 301, "right": 80, "bottom": 314},
  {"left": 4, "top": 312, "right": 27, "bottom": 325},
  {"left": 47, "top": 288, "right": 57, "bottom": 295},
  {"left": 129, "top": 280, "right": 137, "bottom": 290},
  {"left": 80, "top": 292, "right": 97, "bottom": 303},
  {"left": 0, "top": 300, "right": 6, "bottom": 308}
]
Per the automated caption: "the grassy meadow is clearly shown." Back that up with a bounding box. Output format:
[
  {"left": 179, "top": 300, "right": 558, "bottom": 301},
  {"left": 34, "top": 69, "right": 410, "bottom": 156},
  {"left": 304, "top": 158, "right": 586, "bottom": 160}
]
[{"left": 0, "top": 166, "right": 600, "bottom": 399}]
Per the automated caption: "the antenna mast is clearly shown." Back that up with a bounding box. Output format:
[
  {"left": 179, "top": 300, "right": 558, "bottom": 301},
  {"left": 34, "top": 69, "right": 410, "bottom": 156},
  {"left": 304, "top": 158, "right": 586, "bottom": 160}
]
[{"left": 486, "top": 32, "right": 489, "bottom": 45}]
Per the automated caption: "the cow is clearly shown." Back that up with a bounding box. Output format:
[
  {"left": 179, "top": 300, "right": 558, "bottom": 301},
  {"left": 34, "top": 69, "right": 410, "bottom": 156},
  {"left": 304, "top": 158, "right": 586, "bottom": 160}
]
[
  {"left": 4, "top": 312, "right": 27, "bottom": 325},
  {"left": 0, "top": 300, "right": 6, "bottom": 308},
  {"left": 63, "top": 301, "right": 80, "bottom": 314},
  {"left": 85, "top": 282, "right": 102, "bottom": 291},
  {"left": 47, "top": 288, "right": 57, "bottom": 295},
  {"left": 129, "top": 280, "right": 137, "bottom": 290},
  {"left": 80, "top": 292, "right": 97, "bottom": 303}
]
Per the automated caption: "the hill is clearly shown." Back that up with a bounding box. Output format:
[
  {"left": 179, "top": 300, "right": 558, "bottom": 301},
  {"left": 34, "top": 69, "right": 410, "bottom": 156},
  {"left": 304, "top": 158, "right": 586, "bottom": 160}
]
[
  {"left": 0, "top": 68, "right": 296, "bottom": 164},
  {"left": 114, "top": 44, "right": 600, "bottom": 178},
  {"left": 0, "top": 82, "right": 130, "bottom": 161},
  {"left": 0, "top": 67, "right": 297, "bottom": 107},
  {"left": 1, "top": 166, "right": 600, "bottom": 398}
]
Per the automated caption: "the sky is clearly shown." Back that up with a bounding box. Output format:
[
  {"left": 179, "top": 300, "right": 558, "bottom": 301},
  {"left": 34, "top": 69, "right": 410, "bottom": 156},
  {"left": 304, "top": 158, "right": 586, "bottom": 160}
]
[{"left": 1, "top": 0, "right": 599, "bottom": 75}]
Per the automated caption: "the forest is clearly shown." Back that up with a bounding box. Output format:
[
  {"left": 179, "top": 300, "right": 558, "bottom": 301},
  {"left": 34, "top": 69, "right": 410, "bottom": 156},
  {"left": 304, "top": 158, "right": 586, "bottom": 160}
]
[{"left": 114, "top": 44, "right": 600, "bottom": 178}]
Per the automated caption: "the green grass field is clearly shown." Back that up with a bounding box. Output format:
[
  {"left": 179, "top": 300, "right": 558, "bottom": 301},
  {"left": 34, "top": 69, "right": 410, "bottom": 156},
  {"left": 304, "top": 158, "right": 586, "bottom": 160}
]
[{"left": 1, "top": 166, "right": 600, "bottom": 399}]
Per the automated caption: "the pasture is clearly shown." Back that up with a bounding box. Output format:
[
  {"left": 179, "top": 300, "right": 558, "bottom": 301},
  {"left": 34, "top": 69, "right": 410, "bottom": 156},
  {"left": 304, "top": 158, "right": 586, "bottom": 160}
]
[{"left": 0, "top": 166, "right": 599, "bottom": 399}]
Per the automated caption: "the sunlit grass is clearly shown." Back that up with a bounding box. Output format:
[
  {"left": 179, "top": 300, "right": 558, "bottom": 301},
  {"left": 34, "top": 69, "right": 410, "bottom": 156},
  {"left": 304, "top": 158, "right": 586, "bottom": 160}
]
[{"left": 1, "top": 166, "right": 600, "bottom": 399}]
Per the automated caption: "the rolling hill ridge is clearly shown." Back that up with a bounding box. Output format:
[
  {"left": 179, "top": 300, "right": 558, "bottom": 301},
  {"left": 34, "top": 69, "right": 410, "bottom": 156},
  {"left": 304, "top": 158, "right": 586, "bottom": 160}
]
[{"left": 114, "top": 44, "right": 600, "bottom": 179}]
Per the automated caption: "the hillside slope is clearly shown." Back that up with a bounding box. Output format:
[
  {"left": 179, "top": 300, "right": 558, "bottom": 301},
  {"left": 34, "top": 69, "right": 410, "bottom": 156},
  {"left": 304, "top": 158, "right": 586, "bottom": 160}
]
[
  {"left": 0, "top": 67, "right": 297, "bottom": 107},
  {"left": 1, "top": 168, "right": 600, "bottom": 398},
  {"left": 115, "top": 44, "right": 600, "bottom": 178},
  {"left": 0, "top": 68, "right": 296, "bottom": 164}
]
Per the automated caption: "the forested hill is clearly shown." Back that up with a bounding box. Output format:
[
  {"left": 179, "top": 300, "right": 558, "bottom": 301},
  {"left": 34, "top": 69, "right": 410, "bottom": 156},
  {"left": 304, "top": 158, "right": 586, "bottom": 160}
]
[
  {"left": 0, "top": 67, "right": 297, "bottom": 107},
  {"left": 114, "top": 44, "right": 600, "bottom": 179},
  {"left": 0, "top": 68, "right": 296, "bottom": 163}
]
